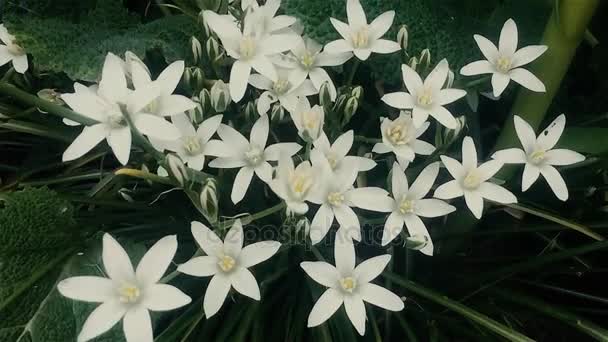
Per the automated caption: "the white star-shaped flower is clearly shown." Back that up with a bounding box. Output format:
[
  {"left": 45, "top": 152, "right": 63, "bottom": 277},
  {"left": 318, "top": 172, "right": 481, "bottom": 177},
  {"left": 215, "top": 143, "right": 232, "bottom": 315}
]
[
  {"left": 209, "top": 114, "right": 302, "bottom": 203},
  {"left": 308, "top": 149, "right": 393, "bottom": 244},
  {"left": 381, "top": 162, "right": 455, "bottom": 254},
  {"left": 460, "top": 19, "right": 547, "bottom": 98},
  {"left": 248, "top": 0, "right": 296, "bottom": 35},
  {"left": 0, "top": 24, "right": 28, "bottom": 73},
  {"left": 290, "top": 97, "right": 325, "bottom": 141},
  {"left": 301, "top": 240, "right": 404, "bottom": 335},
  {"left": 178, "top": 220, "right": 281, "bottom": 318},
  {"left": 372, "top": 111, "right": 435, "bottom": 169},
  {"left": 152, "top": 113, "right": 230, "bottom": 170},
  {"left": 129, "top": 60, "right": 197, "bottom": 117},
  {"left": 313, "top": 130, "right": 376, "bottom": 174},
  {"left": 58, "top": 234, "right": 191, "bottom": 342},
  {"left": 269, "top": 153, "right": 321, "bottom": 214},
  {"left": 203, "top": 10, "right": 298, "bottom": 102},
  {"left": 249, "top": 67, "right": 318, "bottom": 115},
  {"left": 434, "top": 136, "right": 517, "bottom": 219},
  {"left": 492, "top": 114, "right": 584, "bottom": 201},
  {"left": 382, "top": 59, "right": 466, "bottom": 129},
  {"left": 324, "top": 0, "right": 400, "bottom": 60},
  {"left": 62, "top": 53, "right": 180, "bottom": 165}
]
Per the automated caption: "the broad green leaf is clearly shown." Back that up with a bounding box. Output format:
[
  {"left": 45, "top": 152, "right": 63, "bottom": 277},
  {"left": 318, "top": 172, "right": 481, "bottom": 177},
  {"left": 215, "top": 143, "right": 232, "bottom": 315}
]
[{"left": 557, "top": 127, "right": 608, "bottom": 155}]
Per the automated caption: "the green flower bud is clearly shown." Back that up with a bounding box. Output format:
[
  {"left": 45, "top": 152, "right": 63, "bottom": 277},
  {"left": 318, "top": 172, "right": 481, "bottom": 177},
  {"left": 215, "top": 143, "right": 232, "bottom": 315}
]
[
  {"left": 206, "top": 36, "right": 220, "bottom": 63},
  {"left": 37, "top": 89, "right": 64, "bottom": 106},
  {"left": 166, "top": 154, "right": 188, "bottom": 187},
  {"left": 419, "top": 48, "right": 431, "bottom": 70},
  {"left": 244, "top": 101, "right": 257, "bottom": 120},
  {"left": 445, "top": 69, "right": 455, "bottom": 89},
  {"left": 210, "top": 80, "right": 231, "bottom": 112},
  {"left": 191, "top": 36, "right": 203, "bottom": 65},
  {"left": 199, "top": 88, "right": 213, "bottom": 116},
  {"left": 343, "top": 96, "right": 359, "bottom": 121},
  {"left": 318, "top": 81, "right": 333, "bottom": 107},
  {"left": 397, "top": 25, "right": 408, "bottom": 51},
  {"left": 408, "top": 56, "right": 418, "bottom": 72},
  {"left": 183, "top": 67, "right": 205, "bottom": 93},
  {"left": 188, "top": 96, "right": 205, "bottom": 124},
  {"left": 270, "top": 103, "right": 285, "bottom": 122},
  {"left": 199, "top": 178, "right": 219, "bottom": 222},
  {"left": 350, "top": 85, "right": 363, "bottom": 99},
  {"left": 406, "top": 234, "right": 430, "bottom": 251}
]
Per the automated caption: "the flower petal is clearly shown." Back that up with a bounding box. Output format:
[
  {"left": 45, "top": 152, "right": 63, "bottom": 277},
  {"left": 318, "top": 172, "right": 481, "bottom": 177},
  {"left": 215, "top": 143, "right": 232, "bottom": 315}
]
[
  {"left": 371, "top": 39, "right": 400, "bottom": 54},
  {"left": 102, "top": 233, "right": 135, "bottom": 283},
  {"left": 329, "top": 18, "right": 352, "bottom": 40},
  {"left": 57, "top": 276, "right": 115, "bottom": 303},
  {"left": 464, "top": 191, "right": 484, "bottom": 219},
  {"left": 492, "top": 148, "right": 527, "bottom": 164},
  {"left": 251, "top": 56, "right": 278, "bottom": 82},
  {"left": 347, "top": 187, "right": 394, "bottom": 212},
  {"left": 333, "top": 205, "right": 360, "bottom": 234},
  {"left": 403, "top": 214, "right": 433, "bottom": 255},
  {"left": 332, "top": 130, "right": 354, "bottom": 157},
  {"left": 344, "top": 295, "right": 366, "bottom": 336},
  {"left": 415, "top": 199, "right": 455, "bottom": 218},
  {"left": 107, "top": 126, "right": 132, "bottom": 165},
  {"left": 438, "top": 89, "right": 466, "bottom": 106},
  {"left": 334, "top": 238, "right": 356, "bottom": 274},
  {"left": 478, "top": 182, "right": 517, "bottom": 204},
  {"left": 347, "top": 0, "right": 367, "bottom": 28},
  {"left": 513, "top": 45, "right": 548, "bottom": 68},
  {"left": 224, "top": 219, "right": 245, "bottom": 258},
  {"left": 78, "top": 300, "right": 127, "bottom": 342},
  {"left": 315, "top": 52, "right": 353, "bottom": 67},
  {"left": 424, "top": 59, "right": 449, "bottom": 91},
  {"left": 509, "top": 68, "right": 545, "bottom": 93},
  {"left": 439, "top": 155, "right": 465, "bottom": 180},
  {"left": 381, "top": 211, "right": 404, "bottom": 246},
  {"left": 354, "top": 254, "right": 390, "bottom": 283},
  {"left": 540, "top": 165, "right": 568, "bottom": 201},
  {"left": 177, "top": 255, "right": 218, "bottom": 277},
  {"left": 98, "top": 53, "right": 128, "bottom": 103},
  {"left": 143, "top": 284, "right": 191, "bottom": 311},
  {"left": 264, "top": 142, "right": 302, "bottom": 160},
  {"left": 499, "top": 19, "right": 518, "bottom": 56},
  {"left": 401, "top": 64, "right": 423, "bottom": 94},
  {"left": 460, "top": 60, "right": 494, "bottom": 76},
  {"left": 217, "top": 123, "right": 249, "bottom": 150},
  {"left": 238, "top": 241, "right": 281, "bottom": 268},
  {"left": 310, "top": 204, "right": 335, "bottom": 244},
  {"left": 359, "top": 283, "right": 404, "bottom": 311},
  {"left": 391, "top": 162, "right": 409, "bottom": 199},
  {"left": 62, "top": 124, "right": 107, "bottom": 162},
  {"left": 157, "top": 60, "right": 185, "bottom": 94},
  {"left": 544, "top": 149, "right": 585, "bottom": 166},
  {"left": 491, "top": 73, "right": 510, "bottom": 97},
  {"left": 369, "top": 10, "right": 394, "bottom": 39},
  {"left": 461, "top": 136, "right": 478, "bottom": 170},
  {"left": 513, "top": 115, "right": 537, "bottom": 153},
  {"left": 300, "top": 261, "right": 340, "bottom": 288},
  {"left": 430, "top": 105, "right": 457, "bottom": 129},
  {"left": 250, "top": 114, "right": 269, "bottom": 148},
  {"left": 382, "top": 92, "right": 413, "bottom": 109},
  {"left": 307, "top": 288, "right": 344, "bottom": 327},
  {"left": 123, "top": 307, "right": 153, "bottom": 342},
  {"left": 353, "top": 48, "right": 372, "bottom": 61},
  {"left": 325, "top": 39, "right": 354, "bottom": 54},
  {"left": 229, "top": 60, "right": 252, "bottom": 102},
  {"left": 156, "top": 94, "right": 196, "bottom": 117},
  {"left": 522, "top": 163, "right": 540, "bottom": 192},
  {"left": 477, "top": 159, "right": 504, "bottom": 182},
  {"left": 134, "top": 114, "right": 180, "bottom": 140},
  {"left": 136, "top": 235, "right": 177, "bottom": 285},
  {"left": 473, "top": 34, "right": 499, "bottom": 62},
  {"left": 230, "top": 267, "right": 260, "bottom": 300},
  {"left": 537, "top": 114, "right": 566, "bottom": 150},
  {"left": 413, "top": 139, "right": 435, "bottom": 155},
  {"left": 409, "top": 162, "right": 440, "bottom": 199},
  {"left": 203, "top": 274, "right": 231, "bottom": 318},
  {"left": 191, "top": 221, "right": 223, "bottom": 257}
]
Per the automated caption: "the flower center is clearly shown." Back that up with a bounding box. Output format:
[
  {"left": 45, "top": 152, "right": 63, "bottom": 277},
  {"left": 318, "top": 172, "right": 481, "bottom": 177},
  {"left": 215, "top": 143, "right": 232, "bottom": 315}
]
[
  {"left": 143, "top": 98, "right": 159, "bottom": 114},
  {"left": 495, "top": 56, "right": 512, "bottom": 73},
  {"left": 239, "top": 36, "right": 257, "bottom": 60},
  {"left": 529, "top": 149, "right": 546, "bottom": 165},
  {"left": 245, "top": 144, "right": 264, "bottom": 166},
  {"left": 340, "top": 276, "right": 357, "bottom": 293},
  {"left": 183, "top": 136, "right": 203, "bottom": 155},
  {"left": 326, "top": 152, "right": 339, "bottom": 170},
  {"left": 272, "top": 78, "right": 290, "bottom": 95},
  {"left": 398, "top": 197, "right": 415, "bottom": 214},
  {"left": 351, "top": 26, "right": 369, "bottom": 49},
  {"left": 416, "top": 88, "right": 434, "bottom": 108},
  {"left": 387, "top": 123, "right": 409, "bottom": 145},
  {"left": 6, "top": 40, "right": 24, "bottom": 55},
  {"left": 118, "top": 283, "right": 141, "bottom": 304},
  {"left": 327, "top": 191, "right": 344, "bottom": 206},
  {"left": 462, "top": 170, "right": 481, "bottom": 189},
  {"left": 300, "top": 51, "right": 315, "bottom": 69},
  {"left": 218, "top": 254, "right": 236, "bottom": 272},
  {"left": 107, "top": 112, "right": 126, "bottom": 128},
  {"left": 289, "top": 172, "right": 313, "bottom": 199}
]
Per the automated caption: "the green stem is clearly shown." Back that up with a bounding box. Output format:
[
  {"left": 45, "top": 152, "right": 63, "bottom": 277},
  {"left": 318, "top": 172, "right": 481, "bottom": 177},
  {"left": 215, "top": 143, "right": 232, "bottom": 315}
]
[
  {"left": 383, "top": 272, "right": 534, "bottom": 342},
  {"left": 115, "top": 168, "right": 177, "bottom": 186},
  {"left": 218, "top": 202, "right": 286, "bottom": 229},
  {"left": 354, "top": 135, "right": 381, "bottom": 144},
  {"left": 463, "top": 76, "right": 491, "bottom": 89},
  {"left": 19, "top": 172, "right": 105, "bottom": 187},
  {"left": 346, "top": 59, "right": 360, "bottom": 85}
]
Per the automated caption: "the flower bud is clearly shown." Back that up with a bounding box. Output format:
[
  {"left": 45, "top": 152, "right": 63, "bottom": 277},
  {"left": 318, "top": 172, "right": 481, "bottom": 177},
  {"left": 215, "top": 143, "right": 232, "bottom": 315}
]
[
  {"left": 118, "top": 188, "right": 135, "bottom": 203},
  {"left": 270, "top": 103, "right": 285, "bottom": 122},
  {"left": 199, "top": 88, "right": 212, "bottom": 115},
  {"left": 442, "top": 115, "right": 466, "bottom": 143},
  {"left": 206, "top": 36, "right": 220, "bottom": 63},
  {"left": 295, "top": 217, "right": 310, "bottom": 235},
  {"left": 37, "top": 89, "right": 64, "bottom": 106},
  {"left": 188, "top": 97, "right": 205, "bottom": 124},
  {"left": 244, "top": 100, "right": 257, "bottom": 120},
  {"left": 405, "top": 234, "right": 430, "bottom": 251},
  {"left": 419, "top": 48, "right": 431, "bottom": 70},
  {"left": 333, "top": 94, "right": 348, "bottom": 112},
  {"left": 318, "top": 81, "right": 333, "bottom": 107},
  {"left": 166, "top": 154, "right": 188, "bottom": 187},
  {"left": 397, "top": 25, "right": 408, "bottom": 51},
  {"left": 183, "top": 67, "right": 205, "bottom": 93},
  {"left": 191, "top": 36, "right": 203, "bottom": 65},
  {"left": 210, "top": 80, "right": 231, "bottom": 112},
  {"left": 350, "top": 85, "right": 363, "bottom": 100},
  {"left": 408, "top": 56, "right": 418, "bottom": 71},
  {"left": 343, "top": 96, "right": 359, "bottom": 121},
  {"left": 445, "top": 69, "right": 455, "bottom": 89},
  {"left": 199, "top": 178, "right": 219, "bottom": 222}
]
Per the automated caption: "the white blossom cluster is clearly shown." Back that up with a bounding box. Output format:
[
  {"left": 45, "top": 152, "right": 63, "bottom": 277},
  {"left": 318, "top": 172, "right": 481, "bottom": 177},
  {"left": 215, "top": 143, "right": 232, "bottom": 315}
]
[{"left": 2, "top": 0, "right": 588, "bottom": 340}]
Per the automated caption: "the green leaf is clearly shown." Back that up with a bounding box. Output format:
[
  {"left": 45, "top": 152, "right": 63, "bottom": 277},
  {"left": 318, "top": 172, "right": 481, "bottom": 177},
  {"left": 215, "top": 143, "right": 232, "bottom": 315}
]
[
  {"left": 4, "top": 0, "right": 202, "bottom": 81},
  {"left": 557, "top": 127, "right": 608, "bottom": 155}
]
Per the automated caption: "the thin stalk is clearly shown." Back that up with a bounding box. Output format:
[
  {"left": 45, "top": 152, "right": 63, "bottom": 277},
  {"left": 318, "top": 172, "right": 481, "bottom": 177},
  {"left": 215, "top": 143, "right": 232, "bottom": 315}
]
[
  {"left": 218, "top": 202, "right": 286, "bottom": 229},
  {"left": 346, "top": 59, "right": 360, "bottom": 85},
  {"left": 19, "top": 171, "right": 105, "bottom": 187},
  {"left": 115, "top": 168, "right": 176, "bottom": 186}
]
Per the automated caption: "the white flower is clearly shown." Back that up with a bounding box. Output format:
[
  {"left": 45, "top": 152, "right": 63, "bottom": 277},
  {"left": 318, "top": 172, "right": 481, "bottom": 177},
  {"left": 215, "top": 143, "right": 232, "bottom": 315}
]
[
  {"left": 301, "top": 240, "right": 404, "bottom": 335},
  {"left": 434, "top": 136, "right": 517, "bottom": 219},
  {"left": 313, "top": 130, "right": 376, "bottom": 174},
  {"left": 62, "top": 53, "right": 180, "bottom": 165},
  {"left": 372, "top": 111, "right": 435, "bottom": 169},
  {"left": 324, "top": 0, "right": 400, "bottom": 60},
  {"left": 129, "top": 60, "right": 197, "bottom": 117},
  {"left": 460, "top": 19, "right": 547, "bottom": 97},
  {"left": 0, "top": 24, "right": 28, "bottom": 73},
  {"left": 232, "top": 0, "right": 259, "bottom": 11},
  {"left": 290, "top": 97, "right": 325, "bottom": 141},
  {"left": 492, "top": 114, "right": 584, "bottom": 201},
  {"left": 178, "top": 220, "right": 281, "bottom": 318},
  {"left": 203, "top": 10, "right": 298, "bottom": 102},
  {"left": 152, "top": 113, "right": 230, "bottom": 170},
  {"left": 382, "top": 59, "right": 466, "bottom": 129},
  {"left": 308, "top": 149, "right": 394, "bottom": 244},
  {"left": 269, "top": 153, "right": 320, "bottom": 214},
  {"left": 209, "top": 114, "right": 301, "bottom": 203},
  {"left": 381, "top": 162, "right": 455, "bottom": 254},
  {"left": 248, "top": 0, "right": 296, "bottom": 35},
  {"left": 60, "top": 83, "right": 98, "bottom": 127},
  {"left": 57, "top": 234, "right": 191, "bottom": 342},
  {"left": 249, "top": 68, "right": 318, "bottom": 115},
  {"left": 280, "top": 36, "right": 352, "bottom": 100}
]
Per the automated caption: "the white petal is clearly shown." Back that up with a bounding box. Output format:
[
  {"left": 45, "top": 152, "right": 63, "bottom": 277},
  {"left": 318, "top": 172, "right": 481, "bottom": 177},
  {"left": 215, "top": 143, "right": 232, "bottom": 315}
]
[
  {"left": 264, "top": 142, "right": 302, "bottom": 160},
  {"left": 438, "top": 89, "right": 466, "bottom": 106},
  {"left": 460, "top": 60, "right": 494, "bottom": 76},
  {"left": 136, "top": 235, "right": 177, "bottom": 285},
  {"left": 473, "top": 34, "right": 499, "bottom": 62},
  {"left": 381, "top": 211, "right": 404, "bottom": 246},
  {"left": 270, "top": 15, "right": 297, "bottom": 32},
  {"left": 513, "top": 115, "right": 537, "bottom": 153},
  {"left": 143, "top": 284, "right": 191, "bottom": 311},
  {"left": 491, "top": 73, "right": 510, "bottom": 97},
  {"left": 333, "top": 205, "right": 360, "bottom": 234},
  {"left": 537, "top": 114, "right": 565, "bottom": 150},
  {"left": 251, "top": 56, "right": 278, "bottom": 82},
  {"left": 334, "top": 238, "right": 356, "bottom": 274},
  {"left": 477, "top": 159, "right": 504, "bottom": 182},
  {"left": 403, "top": 214, "right": 433, "bottom": 255},
  {"left": 353, "top": 48, "right": 372, "bottom": 61},
  {"left": 513, "top": 45, "right": 548, "bottom": 68},
  {"left": 347, "top": 187, "right": 393, "bottom": 212},
  {"left": 359, "top": 283, "right": 404, "bottom": 311},
  {"left": 230, "top": 60, "right": 252, "bottom": 102},
  {"left": 260, "top": 34, "right": 298, "bottom": 56},
  {"left": 461, "top": 136, "right": 478, "bottom": 170},
  {"left": 464, "top": 191, "right": 484, "bottom": 219},
  {"left": 382, "top": 92, "right": 413, "bottom": 109},
  {"left": 330, "top": 18, "right": 352, "bottom": 40},
  {"left": 209, "top": 157, "right": 247, "bottom": 169},
  {"left": 413, "top": 139, "right": 435, "bottom": 155},
  {"left": 0, "top": 46, "right": 13, "bottom": 67},
  {"left": 509, "top": 68, "right": 545, "bottom": 93},
  {"left": 57, "top": 276, "right": 115, "bottom": 303},
  {"left": 203, "top": 11, "right": 242, "bottom": 55},
  {"left": 411, "top": 107, "right": 429, "bottom": 128},
  {"left": 224, "top": 219, "right": 244, "bottom": 258},
  {"left": 439, "top": 155, "right": 465, "bottom": 179},
  {"left": 107, "top": 127, "right": 132, "bottom": 165},
  {"left": 157, "top": 60, "right": 184, "bottom": 94},
  {"left": 522, "top": 163, "right": 540, "bottom": 192},
  {"left": 307, "top": 288, "right": 344, "bottom": 327},
  {"left": 424, "top": 59, "right": 449, "bottom": 91},
  {"left": 369, "top": 10, "right": 394, "bottom": 39},
  {"left": 156, "top": 94, "right": 196, "bottom": 116},
  {"left": 540, "top": 165, "right": 569, "bottom": 201},
  {"left": 230, "top": 267, "right": 260, "bottom": 300},
  {"left": 478, "top": 182, "right": 517, "bottom": 204},
  {"left": 371, "top": 39, "right": 400, "bottom": 54},
  {"left": 177, "top": 255, "right": 218, "bottom": 277},
  {"left": 391, "top": 162, "right": 409, "bottom": 199},
  {"left": 250, "top": 114, "right": 269, "bottom": 147},
  {"left": 287, "top": 68, "right": 308, "bottom": 90},
  {"left": 191, "top": 221, "right": 223, "bottom": 257},
  {"left": 492, "top": 148, "right": 526, "bottom": 164},
  {"left": 499, "top": 19, "right": 518, "bottom": 56},
  {"left": 249, "top": 73, "right": 274, "bottom": 90},
  {"left": 430, "top": 106, "right": 457, "bottom": 129},
  {"left": 409, "top": 161, "right": 440, "bottom": 199},
  {"left": 98, "top": 53, "right": 128, "bottom": 103},
  {"left": 324, "top": 39, "right": 354, "bottom": 54},
  {"left": 239, "top": 240, "right": 281, "bottom": 268},
  {"left": 415, "top": 199, "right": 455, "bottom": 218},
  {"left": 172, "top": 113, "right": 196, "bottom": 136},
  {"left": 205, "top": 139, "right": 232, "bottom": 158},
  {"left": 347, "top": 0, "right": 367, "bottom": 28},
  {"left": 315, "top": 52, "right": 353, "bottom": 67},
  {"left": 332, "top": 130, "right": 354, "bottom": 157},
  {"left": 130, "top": 61, "right": 152, "bottom": 89},
  {"left": 350, "top": 156, "right": 376, "bottom": 172},
  {"left": 254, "top": 162, "right": 273, "bottom": 183},
  {"left": 372, "top": 143, "right": 391, "bottom": 154},
  {"left": 300, "top": 261, "right": 340, "bottom": 288},
  {"left": 310, "top": 204, "right": 335, "bottom": 244},
  {"left": 198, "top": 114, "right": 223, "bottom": 142},
  {"left": 344, "top": 295, "right": 366, "bottom": 336},
  {"left": 310, "top": 67, "right": 338, "bottom": 100},
  {"left": 123, "top": 307, "right": 153, "bottom": 342},
  {"left": 12, "top": 54, "right": 29, "bottom": 74},
  {"left": 217, "top": 123, "right": 249, "bottom": 149},
  {"left": 203, "top": 274, "right": 231, "bottom": 317},
  {"left": 62, "top": 124, "right": 107, "bottom": 162},
  {"left": 135, "top": 114, "right": 180, "bottom": 140},
  {"left": 544, "top": 149, "right": 585, "bottom": 166},
  {"left": 102, "top": 233, "right": 135, "bottom": 283},
  {"left": 354, "top": 254, "right": 390, "bottom": 283},
  {"left": 401, "top": 64, "right": 423, "bottom": 93},
  {"left": 78, "top": 300, "right": 127, "bottom": 342}
]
